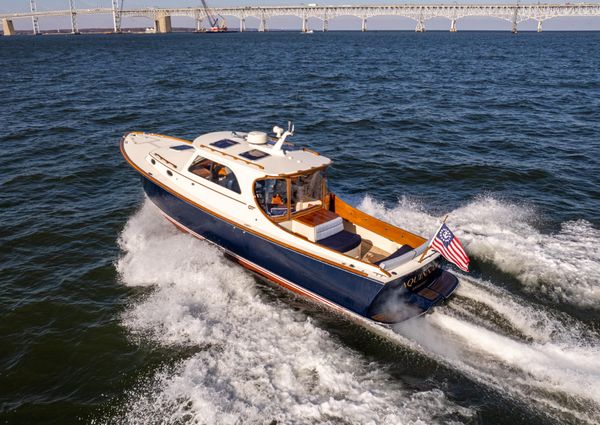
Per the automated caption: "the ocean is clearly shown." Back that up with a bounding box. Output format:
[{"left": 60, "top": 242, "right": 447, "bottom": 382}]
[{"left": 1, "top": 31, "right": 599, "bottom": 424}]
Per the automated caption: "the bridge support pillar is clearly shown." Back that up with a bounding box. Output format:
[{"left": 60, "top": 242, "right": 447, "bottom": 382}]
[
  {"left": 69, "top": 0, "right": 79, "bottom": 34},
  {"left": 361, "top": 17, "right": 367, "bottom": 32},
  {"left": 323, "top": 18, "right": 328, "bottom": 32},
  {"left": 537, "top": 20, "right": 542, "bottom": 32},
  {"left": 259, "top": 16, "right": 267, "bottom": 32},
  {"left": 111, "top": 0, "right": 122, "bottom": 33},
  {"left": 415, "top": 19, "right": 425, "bottom": 32},
  {"left": 156, "top": 15, "right": 172, "bottom": 33},
  {"left": 31, "top": 17, "right": 40, "bottom": 35},
  {"left": 196, "top": 18, "right": 204, "bottom": 32},
  {"left": 2, "top": 19, "right": 15, "bottom": 36},
  {"left": 239, "top": 17, "right": 245, "bottom": 32},
  {"left": 30, "top": 0, "right": 40, "bottom": 35},
  {"left": 450, "top": 19, "right": 457, "bottom": 32},
  {"left": 301, "top": 16, "right": 308, "bottom": 33}
]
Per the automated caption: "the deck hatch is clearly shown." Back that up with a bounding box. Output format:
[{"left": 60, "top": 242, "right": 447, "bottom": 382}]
[
  {"left": 169, "top": 145, "right": 194, "bottom": 151},
  {"left": 210, "top": 139, "right": 239, "bottom": 149},
  {"left": 240, "top": 149, "right": 271, "bottom": 161}
]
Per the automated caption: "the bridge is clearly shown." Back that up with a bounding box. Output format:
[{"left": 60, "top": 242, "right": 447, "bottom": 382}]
[{"left": 2, "top": 3, "right": 600, "bottom": 36}]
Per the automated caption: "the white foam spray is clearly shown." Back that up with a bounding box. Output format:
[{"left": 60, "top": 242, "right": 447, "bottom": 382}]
[
  {"left": 359, "top": 195, "right": 600, "bottom": 308},
  {"left": 386, "top": 276, "right": 600, "bottom": 424},
  {"left": 112, "top": 201, "right": 473, "bottom": 424}
]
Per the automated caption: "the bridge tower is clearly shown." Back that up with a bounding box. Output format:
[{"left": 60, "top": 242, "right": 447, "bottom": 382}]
[
  {"left": 537, "top": 20, "right": 543, "bottom": 32},
  {"left": 259, "top": 14, "right": 267, "bottom": 32},
  {"left": 450, "top": 19, "right": 457, "bottom": 32},
  {"left": 415, "top": 18, "right": 425, "bottom": 32},
  {"left": 511, "top": 6, "right": 519, "bottom": 33},
  {"left": 361, "top": 17, "right": 367, "bottom": 32},
  {"left": 239, "top": 17, "right": 245, "bottom": 32},
  {"left": 195, "top": 13, "right": 204, "bottom": 32},
  {"left": 111, "top": 0, "right": 122, "bottom": 33},
  {"left": 69, "top": 0, "right": 79, "bottom": 34},
  {"left": 30, "top": 0, "right": 40, "bottom": 35},
  {"left": 301, "top": 15, "right": 308, "bottom": 33}
]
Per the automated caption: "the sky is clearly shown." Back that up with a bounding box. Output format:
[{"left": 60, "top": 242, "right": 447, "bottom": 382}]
[{"left": 3, "top": 1, "right": 600, "bottom": 31}]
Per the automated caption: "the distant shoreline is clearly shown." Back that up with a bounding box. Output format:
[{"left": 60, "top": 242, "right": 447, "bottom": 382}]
[{"left": 3, "top": 28, "right": 600, "bottom": 36}]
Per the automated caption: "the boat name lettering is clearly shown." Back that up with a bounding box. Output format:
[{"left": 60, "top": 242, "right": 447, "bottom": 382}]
[{"left": 404, "top": 262, "right": 437, "bottom": 289}]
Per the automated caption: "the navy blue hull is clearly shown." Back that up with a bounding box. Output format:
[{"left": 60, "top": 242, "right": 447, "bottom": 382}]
[{"left": 142, "top": 177, "right": 458, "bottom": 322}]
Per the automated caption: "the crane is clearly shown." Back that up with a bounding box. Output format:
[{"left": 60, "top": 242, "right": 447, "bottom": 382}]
[{"left": 200, "top": 0, "right": 227, "bottom": 32}]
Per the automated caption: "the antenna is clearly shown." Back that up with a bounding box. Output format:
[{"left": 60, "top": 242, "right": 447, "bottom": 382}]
[{"left": 271, "top": 121, "right": 296, "bottom": 155}]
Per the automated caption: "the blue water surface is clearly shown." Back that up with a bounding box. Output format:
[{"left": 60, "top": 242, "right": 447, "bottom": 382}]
[{"left": 1, "top": 31, "right": 599, "bottom": 424}]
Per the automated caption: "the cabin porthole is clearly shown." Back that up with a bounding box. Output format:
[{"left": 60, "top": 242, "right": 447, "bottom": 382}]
[
  {"left": 167, "top": 170, "right": 173, "bottom": 177},
  {"left": 151, "top": 159, "right": 156, "bottom": 165}
]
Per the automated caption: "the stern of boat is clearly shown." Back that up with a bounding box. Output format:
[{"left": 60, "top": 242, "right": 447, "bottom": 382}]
[{"left": 366, "top": 259, "right": 459, "bottom": 324}]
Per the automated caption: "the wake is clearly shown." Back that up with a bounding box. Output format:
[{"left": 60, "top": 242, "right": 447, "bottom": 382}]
[
  {"left": 378, "top": 277, "right": 600, "bottom": 424},
  {"left": 111, "top": 197, "right": 600, "bottom": 424}
]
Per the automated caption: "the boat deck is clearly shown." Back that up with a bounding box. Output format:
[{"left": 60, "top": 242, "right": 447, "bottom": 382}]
[{"left": 360, "top": 241, "right": 390, "bottom": 264}]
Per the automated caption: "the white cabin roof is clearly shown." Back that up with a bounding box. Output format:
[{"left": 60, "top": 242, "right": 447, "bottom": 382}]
[{"left": 192, "top": 131, "right": 331, "bottom": 176}]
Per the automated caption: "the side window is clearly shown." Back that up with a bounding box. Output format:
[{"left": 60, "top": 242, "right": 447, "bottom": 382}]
[
  {"left": 254, "top": 179, "right": 291, "bottom": 218},
  {"left": 188, "top": 156, "right": 241, "bottom": 194},
  {"left": 188, "top": 157, "right": 212, "bottom": 179}
]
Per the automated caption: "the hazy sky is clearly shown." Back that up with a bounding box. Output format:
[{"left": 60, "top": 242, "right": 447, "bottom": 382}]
[{"left": 3, "top": 1, "right": 600, "bottom": 31}]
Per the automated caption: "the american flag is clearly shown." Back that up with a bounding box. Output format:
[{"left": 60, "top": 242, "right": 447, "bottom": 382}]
[{"left": 431, "top": 223, "right": 470, "bottom": 272}]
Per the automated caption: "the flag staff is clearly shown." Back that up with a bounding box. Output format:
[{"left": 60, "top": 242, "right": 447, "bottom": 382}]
[{"left": 418, "top": 215, "right": 448, "bottom": 263}]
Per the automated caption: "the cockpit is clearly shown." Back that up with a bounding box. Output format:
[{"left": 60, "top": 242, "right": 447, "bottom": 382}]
[
  {"left": 254, "top": 168, "right": 326, "bottom": 220},
  {"left": 253, "top": 168, "right": 364, "bottom": 258}
]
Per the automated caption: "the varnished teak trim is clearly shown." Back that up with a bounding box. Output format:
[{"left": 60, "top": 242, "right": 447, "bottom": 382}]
[
  {"left": 295, "top": 208, "right": 340, "bottom": 227},
  {"left": 330, "top": 194, "right": 426, "bottom": 248}
]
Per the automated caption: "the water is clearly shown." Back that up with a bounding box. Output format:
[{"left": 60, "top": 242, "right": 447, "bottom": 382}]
[{"left": 1, "top": 31, "right": 599, "bottom": 424}]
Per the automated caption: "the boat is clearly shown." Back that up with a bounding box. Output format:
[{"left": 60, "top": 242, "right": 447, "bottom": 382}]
[
  {"left": 120, "top": 124, "right": 459, "bottom": 324},
  {"left": 207, "top": 26, "right": 229, "bottom": 33}
]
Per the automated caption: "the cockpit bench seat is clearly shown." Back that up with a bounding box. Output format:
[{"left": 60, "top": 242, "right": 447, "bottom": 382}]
[
  {"left": 318, "top": 230, "right": 362, "bottom": 254},
  {"left": 292, "top": 208, "right": 362, "bottom": 257},
  {"left": 372, "top": 244, "right": 415, "bottom": 270}
]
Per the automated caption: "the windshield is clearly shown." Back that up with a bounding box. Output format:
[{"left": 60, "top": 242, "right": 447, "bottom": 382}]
[{"left": 254, "top": 178, "right": 290, "bottom": 218}]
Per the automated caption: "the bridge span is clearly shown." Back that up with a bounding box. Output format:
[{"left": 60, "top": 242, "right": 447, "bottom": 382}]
[{"left": 2, "top": 3, "right": 600, "bottom": 36}]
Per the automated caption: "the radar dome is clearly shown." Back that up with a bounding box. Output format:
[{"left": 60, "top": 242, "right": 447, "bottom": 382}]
[{"left": 247, "top": 131, "right": 267, "bottom": 145}]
